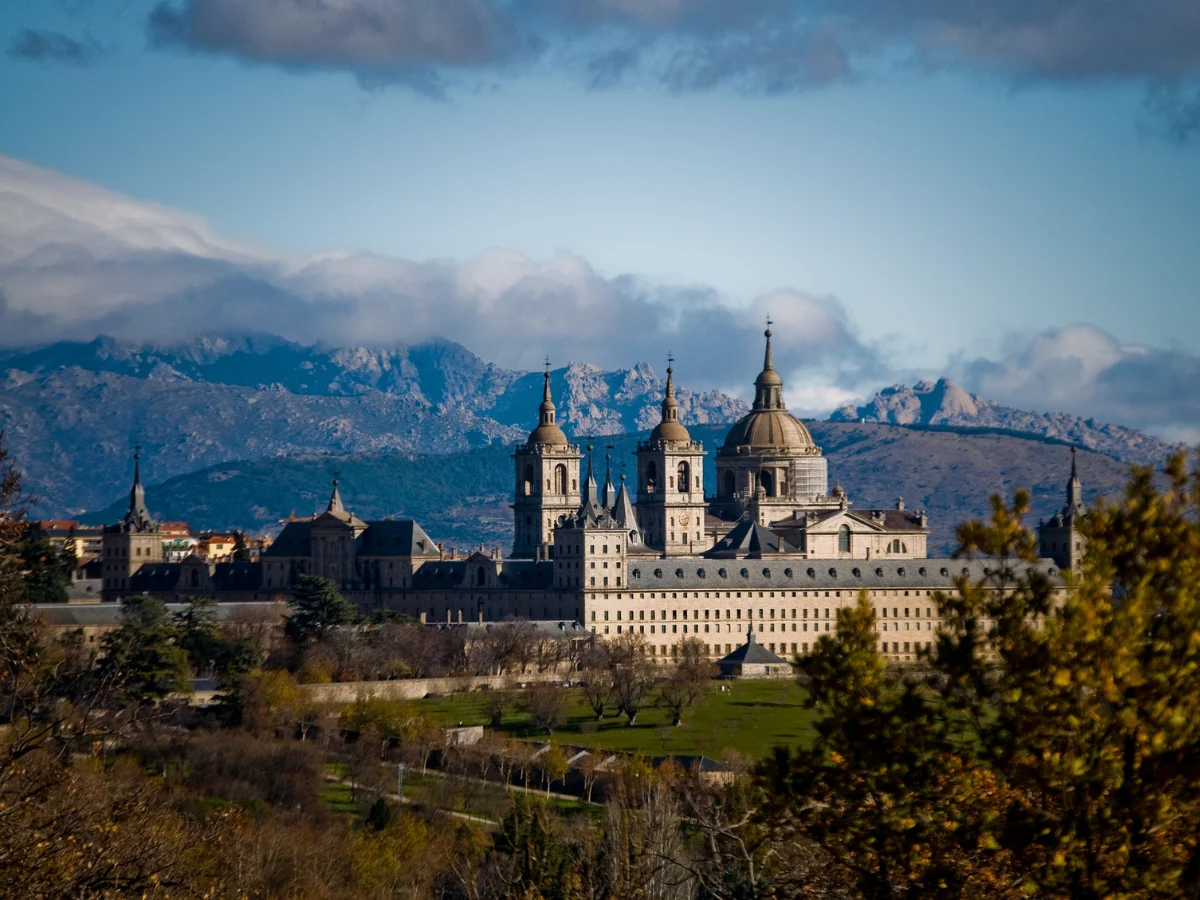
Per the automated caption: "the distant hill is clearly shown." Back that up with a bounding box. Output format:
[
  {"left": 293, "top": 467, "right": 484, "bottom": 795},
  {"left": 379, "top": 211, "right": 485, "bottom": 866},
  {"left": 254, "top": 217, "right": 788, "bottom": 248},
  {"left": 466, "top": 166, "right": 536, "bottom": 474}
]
[
  {"left": 1, "top": 335, "right": 747, "bottom": 515},
  {"left": 832, "top": 377, "right": 1183, "bottom": 468},
  {"left": 83, "top": 422, "right": 1133, "bottom": 557}
]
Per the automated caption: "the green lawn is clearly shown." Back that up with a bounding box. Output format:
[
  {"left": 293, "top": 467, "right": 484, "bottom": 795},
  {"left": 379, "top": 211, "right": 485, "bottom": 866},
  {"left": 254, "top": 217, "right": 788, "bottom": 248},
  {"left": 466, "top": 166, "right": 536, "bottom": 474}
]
[{"left": 417, "top": 679, "right": 815, "bottom": 762}]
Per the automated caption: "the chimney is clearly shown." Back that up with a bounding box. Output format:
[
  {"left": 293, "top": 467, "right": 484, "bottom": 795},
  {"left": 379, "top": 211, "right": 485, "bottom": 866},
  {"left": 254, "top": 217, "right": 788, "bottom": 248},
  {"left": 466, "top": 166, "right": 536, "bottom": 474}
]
[
  {"left": 478, "top": 610, "right": 484, "bottom": 625},
  {"left": 447, "top": 609, "right": 452, "bottom": 624},
  {"left": 457, "top": 609, "right": 463, "bottom": 624},
  {"left": 419, "top": 612, "right": 427, "bottom": 624}
]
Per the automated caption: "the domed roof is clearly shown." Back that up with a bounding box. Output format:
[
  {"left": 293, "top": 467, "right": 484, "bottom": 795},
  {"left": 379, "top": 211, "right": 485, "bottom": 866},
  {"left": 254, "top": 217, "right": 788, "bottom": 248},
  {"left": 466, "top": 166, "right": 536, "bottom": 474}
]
[
  {"left": 650, "top": 420, "right": 691, "bottom": 443},
  {"left": 648, "top": 361, "right": 691, "bottom": 444},
  {"left": 527, "top": 365, "right": 569, "bottom": 447},
  {"left": 527, "top": 422, "right": 569, "bottom": 447},
  {"left": 720, "top": 324, "right": 818, "bottom": 453},
  {"left": 722, "top": 409, "right": 815, "bottom": 451}
]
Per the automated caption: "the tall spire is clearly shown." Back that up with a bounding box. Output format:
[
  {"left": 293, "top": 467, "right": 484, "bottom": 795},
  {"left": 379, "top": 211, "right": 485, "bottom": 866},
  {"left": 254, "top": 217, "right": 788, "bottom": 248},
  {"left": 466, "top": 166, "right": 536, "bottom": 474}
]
[
  {"left": 580, "top": 443, "right": 597, "bottom": 508},
  {"left": 602, "top": 447, "right": 616, "bottom": 509},
  {"left": 122, "top": 445, "right": 156, "bottom": 533},
  {"left": 661, "top": 353, "right": 679, "bottom": 424},
  {"left": 1065, "top": 446, "right": 1082, "bottom": 513},
  {"left": 752, "top": 317, "right": 785, "bottom": 411},
  {"left": 539, "top": 357, "right": 556, "bottom": 427}
]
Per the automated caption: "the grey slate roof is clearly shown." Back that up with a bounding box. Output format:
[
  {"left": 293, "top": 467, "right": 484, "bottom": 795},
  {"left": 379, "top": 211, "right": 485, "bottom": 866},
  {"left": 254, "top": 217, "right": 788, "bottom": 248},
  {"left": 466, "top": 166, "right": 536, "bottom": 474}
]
[
  {"left": 626, "top": 557, "right": 1059, "bottom": 591},
  {"left": 707, "top": 519, "right": 799, "bottom": 557},
  {"left": 719, "top": 631, "right": 787, "bottom": 666},
  {"left": 411, "top": 560, "right": 556, "bottom": 590},
  {"left": 358, "top": 520, "right": 440, "bottom": 557},
  {"left": 263, "top": 522, "right": 311, "bottom": 557}
]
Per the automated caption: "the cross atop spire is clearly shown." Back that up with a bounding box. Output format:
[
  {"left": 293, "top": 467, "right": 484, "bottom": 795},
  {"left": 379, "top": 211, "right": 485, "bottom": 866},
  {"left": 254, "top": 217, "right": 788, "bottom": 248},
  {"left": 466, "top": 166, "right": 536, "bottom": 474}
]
[{"left": 539, "top": 358, "right": 555, "bottom": 424}]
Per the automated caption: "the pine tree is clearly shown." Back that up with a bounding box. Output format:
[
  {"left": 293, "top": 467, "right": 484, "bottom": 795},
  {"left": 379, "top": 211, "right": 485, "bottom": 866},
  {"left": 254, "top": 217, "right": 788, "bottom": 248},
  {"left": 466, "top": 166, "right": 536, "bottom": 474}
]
[
  {"left": 758, "top": 452, "right": 1200, "bottom": 899},
  {"left": 285, "top": 574, "right": 356, "bottom": 645}
]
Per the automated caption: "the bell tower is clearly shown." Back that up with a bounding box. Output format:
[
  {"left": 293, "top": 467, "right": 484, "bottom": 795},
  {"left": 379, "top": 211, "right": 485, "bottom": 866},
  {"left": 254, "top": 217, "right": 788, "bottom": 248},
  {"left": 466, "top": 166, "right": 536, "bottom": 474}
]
[
  {"left": 1039, "top": 446, "right": 1087, "bottom": 570},
  {"left": 102, "top": 446, "right": 164, "bottom": 600},
  {"left": 511, "top": 360, "right": 582, "bottom": 558},
  {"left": 635, "top": 357, "right": 707, "bottom": 556}
]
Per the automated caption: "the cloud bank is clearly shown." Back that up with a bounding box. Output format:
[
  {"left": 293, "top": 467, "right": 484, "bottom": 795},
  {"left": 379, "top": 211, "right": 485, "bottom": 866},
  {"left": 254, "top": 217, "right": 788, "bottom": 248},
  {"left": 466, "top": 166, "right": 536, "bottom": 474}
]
[
  {"left": 3, "top": 154, "right": 1198, "bottom": 437},
  {"left": 139, "top": 0, "right": 1200, "bottom": 137},
  {"left": 958, "top": 324, "right": 1200, "bottom": 444},
  {"left": 0, "top": 154, "right": 880, "bottom": 401}
]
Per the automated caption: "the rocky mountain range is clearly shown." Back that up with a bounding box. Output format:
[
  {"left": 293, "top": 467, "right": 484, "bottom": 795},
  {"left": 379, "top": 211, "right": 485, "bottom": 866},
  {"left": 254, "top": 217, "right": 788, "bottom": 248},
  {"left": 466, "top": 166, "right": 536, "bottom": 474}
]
[
  {"left": 831, "top": 377, "right": 1184, "bottom": 468},
  {"left": 0, "top": 335, "right": 747, "bottom": 515}
]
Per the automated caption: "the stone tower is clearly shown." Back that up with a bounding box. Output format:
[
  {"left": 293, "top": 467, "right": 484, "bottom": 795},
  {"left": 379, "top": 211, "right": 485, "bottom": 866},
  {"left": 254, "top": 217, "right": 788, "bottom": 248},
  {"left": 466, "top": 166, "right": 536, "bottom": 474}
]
[
  {"left": 102, "top": 447, "right": 164, "bottom": 599},
  {"left": 635, "top": 358, "right": 707, "bottom": 555},
  {"left": 511, "top": 362, "right": 582, "bottom": 558},
  {"left": 1039, "top": 446, "right": 1087, "bottom": 570}
]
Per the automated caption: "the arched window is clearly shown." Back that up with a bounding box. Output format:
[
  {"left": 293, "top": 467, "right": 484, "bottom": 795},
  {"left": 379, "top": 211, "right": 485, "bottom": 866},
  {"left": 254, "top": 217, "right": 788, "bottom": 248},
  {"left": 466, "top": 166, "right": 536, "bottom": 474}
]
[
  {"left": 523, "top": 463, "right": 534, "bottom": 496},
  {"left": 761, "top": 470, "right": 775, "bottom": 497},
  {"left": 646, "top": 461, "right": 658, "bottom": 493},
  {"left": 722, "top": 470, "right": 735, "bottom": 498},
  {"left": 477, "top": 568, "right": 487, "bottom": 587},
  {"left": 838, "top": 525, "right": 851, "bottom": 553},
  {"left": 190, "top": 569, "right": 200, "bottom": 588},
  {"left": 779, "top": 472, "right": 788, "bottom": 498},
  {"left": 677, "top": 462, "right": 690, "bottom": 495}
]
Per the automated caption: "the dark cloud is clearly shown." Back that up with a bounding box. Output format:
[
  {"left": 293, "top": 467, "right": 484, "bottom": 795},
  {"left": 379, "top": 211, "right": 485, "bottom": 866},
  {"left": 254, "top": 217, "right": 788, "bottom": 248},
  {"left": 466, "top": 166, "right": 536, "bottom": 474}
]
[
  {"left": 147, "top": 0, "right": 529, "bottom": 94},
  {"left": 7, "top": 28, "right": 101, "bottom": 65},
  {"left": 136, "top": 0, "right": 1200, "bottom": 137}
]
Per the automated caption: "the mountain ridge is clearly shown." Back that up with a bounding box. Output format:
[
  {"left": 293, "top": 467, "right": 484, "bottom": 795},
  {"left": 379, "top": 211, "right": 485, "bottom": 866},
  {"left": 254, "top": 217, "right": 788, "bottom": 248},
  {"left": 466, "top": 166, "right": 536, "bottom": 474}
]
[
  {"left": 1, "top": 334, "right": 748, "bottom": 515},
  {"left": 831, "top": 377, "right": 1183, "bottom": 469}
]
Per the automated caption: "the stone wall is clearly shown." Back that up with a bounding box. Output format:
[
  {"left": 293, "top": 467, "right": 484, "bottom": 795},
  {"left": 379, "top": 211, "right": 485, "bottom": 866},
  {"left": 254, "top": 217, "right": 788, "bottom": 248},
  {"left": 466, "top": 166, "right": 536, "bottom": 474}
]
[{"left": 300, "top": 671, "right": 564, "bottom": 704}]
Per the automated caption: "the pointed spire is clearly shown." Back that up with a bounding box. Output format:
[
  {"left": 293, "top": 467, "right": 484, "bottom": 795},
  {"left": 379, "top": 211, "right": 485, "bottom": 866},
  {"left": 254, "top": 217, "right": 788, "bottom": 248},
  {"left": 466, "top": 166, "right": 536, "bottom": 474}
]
[
  {"left": 539, "top": 357, "right": 555, "bottom": 426},
  {"left": 327, "top": 471, "right": 345, "bottom": 515},
  {"left": 602, "top": 446, "right": 616, "bottom": 510},
  {"left": 613, "top": 472, "right": 641, "bottom": 543},
  {"left": 123, "top": 445, "right": 156, "bottom": 533},
  {"left": 752, "top": 317, "right": 785, "bottom": 411},
  {"left": 1066, "top": 446, "right": 1083, "bottom": 513},
  {"left": 580, "top": 444, "right": 597, "bottom": 509},
  {"left": 661, "top": 352, "right": 679, "bottom": 424}
]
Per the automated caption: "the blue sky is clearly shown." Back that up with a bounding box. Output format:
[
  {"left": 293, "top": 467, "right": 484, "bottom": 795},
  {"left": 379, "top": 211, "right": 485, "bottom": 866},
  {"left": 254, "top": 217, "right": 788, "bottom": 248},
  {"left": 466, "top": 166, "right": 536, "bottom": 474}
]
[{"left": 1, "top": 1, "right": 1199, "bottom": 438}]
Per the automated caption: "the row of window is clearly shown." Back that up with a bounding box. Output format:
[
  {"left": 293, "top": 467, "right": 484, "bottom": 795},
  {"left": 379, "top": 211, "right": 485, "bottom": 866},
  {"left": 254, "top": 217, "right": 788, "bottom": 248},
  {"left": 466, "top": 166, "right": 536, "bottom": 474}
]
[
  {"left": 594, "top": 621, "right": 835, "bottom": 636},
  {"left": 631, "top": 563, "right": 947, "bottom": 580},
  {"left": 590, "top": 605, "right": 938, "bottom": 622}
]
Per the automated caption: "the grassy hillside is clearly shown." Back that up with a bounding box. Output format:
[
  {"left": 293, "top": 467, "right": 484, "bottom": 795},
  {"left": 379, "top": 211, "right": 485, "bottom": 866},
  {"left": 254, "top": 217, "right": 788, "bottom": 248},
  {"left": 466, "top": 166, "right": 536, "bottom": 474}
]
[{"left": 83, "top": 422, "right": 1136, "bottom": 555}]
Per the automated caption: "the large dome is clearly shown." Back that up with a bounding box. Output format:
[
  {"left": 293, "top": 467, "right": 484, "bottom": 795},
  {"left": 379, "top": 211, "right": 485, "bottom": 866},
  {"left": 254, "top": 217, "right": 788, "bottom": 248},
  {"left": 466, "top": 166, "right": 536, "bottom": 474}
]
[
  {"left": 720, "top": 324, "right": 818, "bottom": 453},
  {"left": 722, "top": 409, "right": 815, "bottom": 452}
]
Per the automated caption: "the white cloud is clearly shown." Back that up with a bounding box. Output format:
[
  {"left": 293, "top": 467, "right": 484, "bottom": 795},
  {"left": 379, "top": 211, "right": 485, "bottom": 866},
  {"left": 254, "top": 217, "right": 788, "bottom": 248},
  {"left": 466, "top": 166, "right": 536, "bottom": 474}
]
[
  {"left": 0, "top": 155, "right": 879, "bottom": 391},
  {"left": 959, "top": 323, "right": 1200, "bottom": 440}
]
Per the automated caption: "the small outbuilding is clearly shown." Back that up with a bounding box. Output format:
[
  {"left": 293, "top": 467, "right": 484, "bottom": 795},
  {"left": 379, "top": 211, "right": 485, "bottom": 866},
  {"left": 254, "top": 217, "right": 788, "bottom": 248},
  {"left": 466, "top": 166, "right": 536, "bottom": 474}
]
[{"left": 717, "top": 628, "right": 793, "bottom": 679}]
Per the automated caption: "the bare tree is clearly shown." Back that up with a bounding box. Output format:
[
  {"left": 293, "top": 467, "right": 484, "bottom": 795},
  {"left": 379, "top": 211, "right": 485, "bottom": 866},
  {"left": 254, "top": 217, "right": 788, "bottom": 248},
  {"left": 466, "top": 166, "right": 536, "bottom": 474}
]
[
  {"left": 579, "top": 642, "right": 613, "bottom": 720},
  {"left": 608, "top": 632, "right": 654, "bottom": 726},
  {"left": 523, "top": 682, "right": 566, "bottom": 734},
  {"left": 658, "top": 636, "right": 716, "bottom": 726}
]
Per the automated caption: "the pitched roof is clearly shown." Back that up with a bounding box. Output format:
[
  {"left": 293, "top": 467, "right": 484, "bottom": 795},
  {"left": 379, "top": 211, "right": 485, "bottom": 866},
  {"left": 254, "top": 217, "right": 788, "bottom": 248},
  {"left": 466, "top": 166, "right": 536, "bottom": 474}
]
[
  {"left": 719, "top": 630, "right": 788, "bottom": 666},
  {"left": 358, "top": 520, "right": 440, "bottom": 557},
  {"left": 706, "top": 519, "right": 799, "bottom": 557},
  {"left": 262, "top": 521, "right": 311, "bottom": 557}
]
